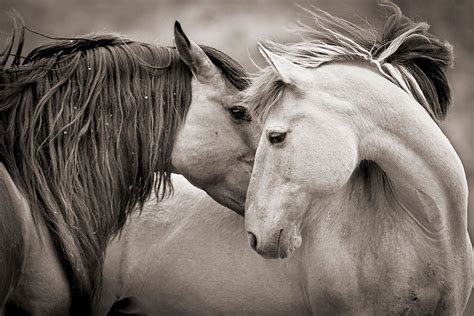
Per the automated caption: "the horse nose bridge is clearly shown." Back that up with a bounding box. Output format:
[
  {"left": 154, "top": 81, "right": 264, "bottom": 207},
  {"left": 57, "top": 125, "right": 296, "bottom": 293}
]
[
  {"left": 243, "top": 200, "right": 260, "bottom": 223},
  {"left": 245, "top": 200, "right": 280, "bottom": 222},
  {"left": 245, "top": 204, "right": 286, "bottom": 237}
]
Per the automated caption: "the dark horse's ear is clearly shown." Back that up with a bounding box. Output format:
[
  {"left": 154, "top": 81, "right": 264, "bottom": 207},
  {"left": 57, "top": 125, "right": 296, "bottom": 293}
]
[{"left": 174, "top": 21, "right": 217, "bottom": 83}]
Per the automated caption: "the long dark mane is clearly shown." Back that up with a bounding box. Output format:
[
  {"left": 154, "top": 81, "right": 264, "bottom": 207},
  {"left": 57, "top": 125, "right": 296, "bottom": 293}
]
[
  {"left": 0, "top": 22, "right": 248, "bottom": 314},
  {"left": 245, "top": 2, "right": 453, "bottom": 123}
]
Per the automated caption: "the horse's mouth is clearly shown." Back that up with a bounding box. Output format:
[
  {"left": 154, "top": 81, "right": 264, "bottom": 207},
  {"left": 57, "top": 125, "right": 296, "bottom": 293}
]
[
  {"left": 255, "top": 229, "right": 284, "bottom": 259},
  {"left": 277, "top": 227, "right": 302, "bottom": 259},
  {"left": 276, "top": 229, "right": 286, "bottom": 258}
]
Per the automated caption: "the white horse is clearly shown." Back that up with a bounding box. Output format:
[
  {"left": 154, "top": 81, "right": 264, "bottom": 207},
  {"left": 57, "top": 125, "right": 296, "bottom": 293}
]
[{"left": 244, "top": 3, "right": 472, "bottom": 314}]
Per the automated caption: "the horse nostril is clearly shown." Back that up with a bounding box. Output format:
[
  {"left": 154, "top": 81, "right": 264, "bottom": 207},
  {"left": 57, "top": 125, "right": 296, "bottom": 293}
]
[{"left": 247, "top": 232, "right": 258, "bottom": 251}]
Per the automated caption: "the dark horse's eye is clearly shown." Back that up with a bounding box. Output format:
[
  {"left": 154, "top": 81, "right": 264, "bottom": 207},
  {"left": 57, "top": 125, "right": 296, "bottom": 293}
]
[
  {"left": 267, "top": 131, "right": 287, "bottom": 145},
  {"left": 229, "top": 106, "right": 250, "bottom": 121}
]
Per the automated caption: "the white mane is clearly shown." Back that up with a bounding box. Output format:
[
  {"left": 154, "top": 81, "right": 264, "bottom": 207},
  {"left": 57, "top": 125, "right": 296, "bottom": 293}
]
[{"left": 243, "top": 3, "right": 453, "bottom": 123}]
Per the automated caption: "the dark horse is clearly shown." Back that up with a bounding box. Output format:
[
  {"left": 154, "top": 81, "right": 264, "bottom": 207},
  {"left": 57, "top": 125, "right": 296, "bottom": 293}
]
[{"left": 0, "top": 20, "right": 255, "bottom": 315}]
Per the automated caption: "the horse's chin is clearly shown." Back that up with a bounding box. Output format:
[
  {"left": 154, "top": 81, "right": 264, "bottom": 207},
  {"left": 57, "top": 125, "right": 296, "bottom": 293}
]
[
  {"left": 208, "top": 192, "right": 245, "bottom": 216},
  {"left": 223, "top": 197, "right": 245, "bottom": 216},
  {"left": 204, "top": 187, "right": 245, "bottom": 216}
]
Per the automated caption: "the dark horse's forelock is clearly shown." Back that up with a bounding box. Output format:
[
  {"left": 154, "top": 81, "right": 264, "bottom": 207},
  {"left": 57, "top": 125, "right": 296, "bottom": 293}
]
[{"left": 0, "top": 23, "right": 248, "bottom": 314}]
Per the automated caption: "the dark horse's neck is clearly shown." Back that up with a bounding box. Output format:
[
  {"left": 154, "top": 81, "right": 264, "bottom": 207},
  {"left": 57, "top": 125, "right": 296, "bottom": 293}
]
[{"left": 0, "top": 164, "right": 26, "bottom": 310}]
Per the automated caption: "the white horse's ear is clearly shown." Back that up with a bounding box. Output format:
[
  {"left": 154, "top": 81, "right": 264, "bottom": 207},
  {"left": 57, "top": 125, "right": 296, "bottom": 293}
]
[
  {"left": 257, "top": 43, "right": 304, "bottom": 86},
  {"left": 174, "top": 21, "right": 218, "bottom": 83}
]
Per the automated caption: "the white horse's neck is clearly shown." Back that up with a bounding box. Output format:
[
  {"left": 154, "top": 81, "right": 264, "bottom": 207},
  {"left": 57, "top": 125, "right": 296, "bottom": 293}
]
[
  {"left": 358, "top": 72, "right": 467, "bottom": 235},
  {"left": 305, "top": 63, "right": 468, "bottom": 241}
]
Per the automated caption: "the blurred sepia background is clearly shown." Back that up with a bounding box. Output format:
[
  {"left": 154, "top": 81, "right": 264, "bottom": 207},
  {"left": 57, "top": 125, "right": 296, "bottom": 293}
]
[{"left": 0, "top": 0, "right": 473, "bottom": 313}]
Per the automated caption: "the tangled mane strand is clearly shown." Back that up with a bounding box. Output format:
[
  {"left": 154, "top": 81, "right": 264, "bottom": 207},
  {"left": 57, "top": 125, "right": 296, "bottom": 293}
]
[
  {"left": 244, "top": 2, "right": 453, "bottom": 123},
  {"left": 0, "top": 23, "right": 248, "bottom": 314}
]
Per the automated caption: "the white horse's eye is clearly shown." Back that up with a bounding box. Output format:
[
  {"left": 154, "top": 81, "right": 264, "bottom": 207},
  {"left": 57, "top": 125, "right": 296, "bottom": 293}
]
[{"left": 267, "top": 131, "right": 287, "bottom": 145}]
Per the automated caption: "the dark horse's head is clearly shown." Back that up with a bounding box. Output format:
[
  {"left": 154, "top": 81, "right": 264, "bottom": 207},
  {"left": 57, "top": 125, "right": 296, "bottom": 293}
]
[{"left": 0, "top": 19, "right": 253, "bottom": 314}]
